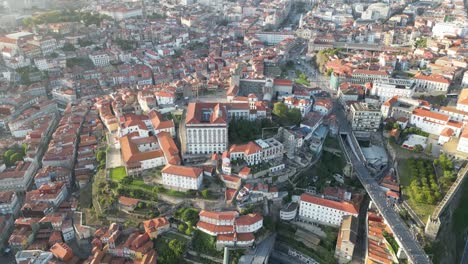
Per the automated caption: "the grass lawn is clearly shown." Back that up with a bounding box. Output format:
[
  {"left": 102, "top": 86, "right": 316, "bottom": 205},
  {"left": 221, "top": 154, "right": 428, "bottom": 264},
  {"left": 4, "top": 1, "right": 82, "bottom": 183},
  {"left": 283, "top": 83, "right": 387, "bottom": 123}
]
[
  {"left": 295, "top": 79, "right": 310, "bottom": 86},
  {"left": 398, "top": 159, "right": 435, "bottom": 221},
  {"left": 161, "top": 232, "right": 190, "bottom": 243},
  {"left": 109, "top": 167, "right": 127, "bottom": 182}
]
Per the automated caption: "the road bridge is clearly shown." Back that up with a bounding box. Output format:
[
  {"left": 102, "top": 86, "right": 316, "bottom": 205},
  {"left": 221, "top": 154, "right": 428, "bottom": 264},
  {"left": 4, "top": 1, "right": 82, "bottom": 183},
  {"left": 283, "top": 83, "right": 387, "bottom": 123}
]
[{"left": 339, "top": 130, "right": 431, "bottom": 264}]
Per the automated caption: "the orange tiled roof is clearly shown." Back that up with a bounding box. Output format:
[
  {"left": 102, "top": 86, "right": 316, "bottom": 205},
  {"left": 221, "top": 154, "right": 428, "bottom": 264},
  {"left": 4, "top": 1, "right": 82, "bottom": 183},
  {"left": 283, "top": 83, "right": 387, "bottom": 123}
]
[
  {"left": 161, "top": 164, "right": 202, "bottom": 178},
  {"left": 300, "top": 193, "right": 358, "bottom": 214}
]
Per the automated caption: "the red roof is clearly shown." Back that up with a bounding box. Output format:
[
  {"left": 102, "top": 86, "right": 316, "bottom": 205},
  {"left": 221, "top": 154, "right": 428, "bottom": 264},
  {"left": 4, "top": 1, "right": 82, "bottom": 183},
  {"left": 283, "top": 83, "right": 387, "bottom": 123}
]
[
  {"left": 118, "top": 196, "right": 139, "bottom": 207},
  {"left": 235, "top": 214, "right": 263, "bottom": 226},
  {"left": 161, "top": 164, "right": 202, "bottom": 178},
  {"left": 197, "top": 221, "right": 234, "bottom": 233},
  {"left": 412, "top": 108, "right": 449, "bottom": 122},
  {"left": 199, "top": 210, "right": 238, "bottom": 221},
  {"left": 273, "top": 79, "right": 293, "bottom": 86},
  {"left": 300, "top": 193, "right": 358, "bottom": 214},
  {"left": 440, "top": 127, "right": 454, "bottom": 137}
]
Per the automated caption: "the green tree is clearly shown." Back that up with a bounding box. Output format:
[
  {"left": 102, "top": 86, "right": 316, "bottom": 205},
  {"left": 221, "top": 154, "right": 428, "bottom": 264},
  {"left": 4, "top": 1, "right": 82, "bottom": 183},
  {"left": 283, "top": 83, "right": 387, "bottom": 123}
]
[
  {"left": 201, "top": 189, "right": 210, "bottom": 199},
  {"left": 287, "top": 108, "right": 302, "bottom": 125},
  {"left": 181, "top": 208, "right": 199, "bottom": 226},
  {"left": 9, "top": 153, "right": 23, "bottom": 164},
  {"left": 121, "top": 177, "right": 133, "bottom": 185},
  {"left": 413, "top": 144, "right": 424, "bottom": 153},
  {"left": 62, "top": 43, "right": 76, "bottom": 52},
  {"left": 273, "top": 102, "right": 289, "bottom": 118},
  {"left": 168, "top": 239, "right": 186, "bottom": 257},
  {"left": 178, "top": 224, "right": 186, "bottom": 233},
  {"left": 185, "top": 225, "right": 193, "bottom": 236},
  {"left": 96, "top": 150, "right": 106, "bottom": 162}
]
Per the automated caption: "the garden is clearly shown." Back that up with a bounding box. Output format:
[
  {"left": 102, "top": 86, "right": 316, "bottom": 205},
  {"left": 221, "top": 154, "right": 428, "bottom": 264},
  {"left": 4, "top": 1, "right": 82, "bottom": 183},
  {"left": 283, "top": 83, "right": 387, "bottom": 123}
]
[
  {"left": 2, "top": 144, "right": 27, "bottom": 167},
  {"left": 399, "top": 155, "right": 455, "bottom": 221},
  {"left": 154, "top": 233, "right": 189, "bottom": 264}
]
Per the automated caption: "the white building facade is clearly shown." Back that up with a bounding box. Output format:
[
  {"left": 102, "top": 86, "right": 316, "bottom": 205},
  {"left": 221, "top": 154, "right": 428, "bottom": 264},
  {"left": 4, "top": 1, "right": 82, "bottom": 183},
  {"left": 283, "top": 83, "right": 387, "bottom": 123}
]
[{"left": 299, "top": 193, "right": 358, "bottom": 227}]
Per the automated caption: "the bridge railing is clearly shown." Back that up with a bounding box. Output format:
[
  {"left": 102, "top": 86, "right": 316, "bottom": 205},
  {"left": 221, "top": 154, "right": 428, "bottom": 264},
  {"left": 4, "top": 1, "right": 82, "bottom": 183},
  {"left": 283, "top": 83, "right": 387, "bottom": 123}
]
[{"left": 431, "top": 164, "right": 468, "bottom": 220}]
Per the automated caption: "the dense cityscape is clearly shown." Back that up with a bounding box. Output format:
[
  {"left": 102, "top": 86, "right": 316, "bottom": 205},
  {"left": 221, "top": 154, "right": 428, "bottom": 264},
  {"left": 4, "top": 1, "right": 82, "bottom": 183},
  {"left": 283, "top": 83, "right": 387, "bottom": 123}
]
[{"left": 0, "top": 0, "right": 466, "bottom": 263}]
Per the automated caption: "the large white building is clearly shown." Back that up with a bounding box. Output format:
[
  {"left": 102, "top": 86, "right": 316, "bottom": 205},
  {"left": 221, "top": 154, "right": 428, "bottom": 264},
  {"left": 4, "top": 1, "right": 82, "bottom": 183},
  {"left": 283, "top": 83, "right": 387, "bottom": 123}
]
[
  {"left": 432, "top": 22, "right": 468, "bottom": 38},
  {"left": 197, "top": 210, "right": 263, "bottom": 248},
  {"left": 299, "top": 193, "right": 358, "bottom": 227},
  {"left": 371, "top": 80, "right": 415, "bottom": 102},
  {"left": 89, "top": 53, "right": 110, "bottom": 67},
  {"left": 161, "top": 164, "right": 203, "bottom": 191},
  {"left": 184, "top": 102, "right": 270, "bottom": 155},
  {"left": 348, "top": 102, "right": 381, "bottom": 132},
  {"left": 185, "top": 103, "right": 229, "bottom": 155},
  {"left": 361, "top": 3, "right": 390, "bottom": 20},
  {"left": 410, "top": 108, "right": 463, "bottom": 136},
  {"left": 414, "top": 74, "right": 450, "bottom": 94},
  {"left": 254, "top": 32, "right": 295, "bottom": 45}
]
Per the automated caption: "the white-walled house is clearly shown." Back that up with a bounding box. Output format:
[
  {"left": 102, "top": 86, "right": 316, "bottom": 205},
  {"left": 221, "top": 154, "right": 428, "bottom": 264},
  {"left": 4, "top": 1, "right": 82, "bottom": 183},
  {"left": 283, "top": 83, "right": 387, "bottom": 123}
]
[
  {"left": 299, "top": 193, "right": 358, "bottom": 227},
  {"left": 457, "top": 127, "right": 468, "bottom": 154},
  {"left": 161, "top": 164, "right": 203, "bottom": 191}
]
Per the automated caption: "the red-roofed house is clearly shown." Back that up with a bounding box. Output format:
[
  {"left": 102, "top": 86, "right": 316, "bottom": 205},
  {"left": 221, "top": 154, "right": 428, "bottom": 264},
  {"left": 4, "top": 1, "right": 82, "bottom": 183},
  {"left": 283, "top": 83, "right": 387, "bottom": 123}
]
[
  {"left": 143, "top": 217, "right": 169, "bottom": 239},
  {"left": 118, "top": 196, "right": 140, "bottom": 212},
  {"left": 161, "top": 164, "right": 203, "bottom": 191},
  {"left": 457, "top": 126, "right": 468, "bottom": 154},
  {"left": 299, "top": 193, "right": 359, "bottom": 226},
  {"left": 414, "top": 73, "right": 450, "bottom": 93}
]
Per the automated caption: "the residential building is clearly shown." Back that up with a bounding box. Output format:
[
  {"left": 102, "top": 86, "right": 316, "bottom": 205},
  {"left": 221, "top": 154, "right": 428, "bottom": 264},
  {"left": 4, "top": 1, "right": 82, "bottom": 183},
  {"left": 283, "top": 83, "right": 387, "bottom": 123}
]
[
  {"left": 299, "top": 193, "right": 359, "bottom": 227},
  {"left": 120, "top": 135, "right": 166, "bottom": 175},
  {"left": 456, "top": 89, "right": 468, "bottom": 112},
  {"left": 0, "top": 161, "right": 38, "bottom": 192},
  {"left": 142, "top": 217, "right": 170, "bottom": 239},
  {"left": 118, "top": 196, "right": 139, "bottom": 212},
  {"left": 335, "top": 215, "right": 358, "bottom": 264},
  {"left": 457, "top": 127, "right": 468, "bottom": 154},
  {"left": 197, "top": 210, "right": 262, "bottom": 248},
  {"left": 371, "top": 80, "right": 415, "bottom": 102},
  {"left": 148, "top": 110, "right": 176, "bottom": 137},
  {"left": 284, "top": 96, "right": 312, "bottom": 117},
  {"left": 276, "top": 127, "right": 304, "bottom": 158},
  {"left": 229, "top": 138, "right": 284, "bottom": 165},
  {"left": 348, "top": 103, "right": 381, "bottom": 132},
  {"left": 0, "top": 191, "right": 20, "bottom": 215},
  {"left": 50, "top": 242, "right": 74, "bottom": 262},
  {"left": 161, "top": 164, "right": 203, "bottom": 191},
  {"left": 25, "top": 181, "right": 68, "bottom": 206},
  {"left": 89, "top": 53, "right": 110, "bottom": 67},
  {"left": 414, "top": 73, "right": 450, "bottom": 94}
]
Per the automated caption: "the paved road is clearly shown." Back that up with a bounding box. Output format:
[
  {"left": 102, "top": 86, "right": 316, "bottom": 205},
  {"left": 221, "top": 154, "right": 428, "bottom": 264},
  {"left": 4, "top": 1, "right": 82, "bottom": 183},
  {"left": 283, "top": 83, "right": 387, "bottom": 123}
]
[
  {"left": 251, "top": 233, "right": 276, "bottom": 264},
  {"left": 287, "top": 45, "right": 430, "bottom": 263},
  {"left": 335, "top": 106, "right": 431, "bottom": 264}
]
